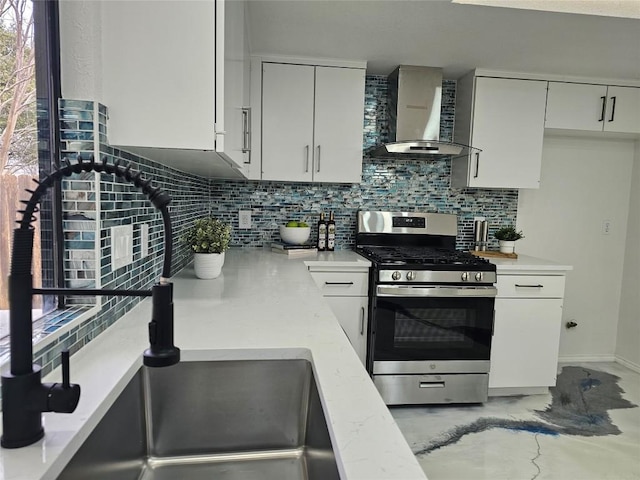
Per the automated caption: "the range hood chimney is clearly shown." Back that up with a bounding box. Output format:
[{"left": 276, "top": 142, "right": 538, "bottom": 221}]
[{"left": 372, "top": 65, "right": 474, "bottom": 157}]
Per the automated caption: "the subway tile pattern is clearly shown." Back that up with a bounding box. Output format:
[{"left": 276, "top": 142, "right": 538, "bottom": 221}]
[
  {"left": 12, "top": 100, "right": 211, "bottom": 376},
  {"left": 215, "top": 77, "right": 518, "bottom": 251}
]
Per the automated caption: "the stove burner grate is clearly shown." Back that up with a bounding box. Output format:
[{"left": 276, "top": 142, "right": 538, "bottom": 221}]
[{"left": 358, "top": 246, "right": 492, "bottom": 268}]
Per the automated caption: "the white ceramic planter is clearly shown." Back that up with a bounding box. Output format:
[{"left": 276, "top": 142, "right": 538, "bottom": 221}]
[
  {"left": 194, "top": 252, "right": 225, "bottom": 279},
  {"left": 498, "top": 240, "right": 516, "bottom": 254}
]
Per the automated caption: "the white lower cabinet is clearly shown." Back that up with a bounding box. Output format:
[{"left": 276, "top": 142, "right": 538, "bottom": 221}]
[
  {"left": 490, "top": 297, "right": 563, "bottom": 389},
  {"left": 308, "top": 268, "right": 369, "bottom": 365},
  {"left": 489, "top": 273, "right": 566, "bottom": 391},
  {"left": 323, "top": 296, "right": 368, "bottom": 363}
]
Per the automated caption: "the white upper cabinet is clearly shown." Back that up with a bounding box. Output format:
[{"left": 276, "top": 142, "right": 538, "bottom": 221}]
[
  {"left": 546, "top": 82, "right": 640, "bottom": 134},
  {"left": 313, "top": 67, "right": 367, "bottom": 183},
  {"left": 221, "top": 0, "right": 252, "bottom": 172},
  {"left": 606, "top": 86, "right": 640, "bottom": 134},
  {"left": 254, "top": 58, "right": 366, "bottom": 183},
  {"left": 452, "top": 74, "right": 547, "bottom": 189},
  {"left": 61, "top": 0, "right": 250, "bottom": 178},
  {"left": 100, "top": 1, "right": 215, "bottom": 152},
  {"left": 545, "top": 83, "right": 607, "bottom": 131},
  {"left": 261, "top": 63, "right": 316, "bottom": 182}
]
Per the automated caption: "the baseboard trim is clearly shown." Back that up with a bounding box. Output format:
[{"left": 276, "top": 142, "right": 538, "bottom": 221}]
[
  {"left": 558, "top": 354, "right": 616, "bottom": 364},
  {"left": 489, "top": 386, "right": 549, "bottom": 397},
  {"left": 615, "top": 355, "right": 640, "bottom": 373}
]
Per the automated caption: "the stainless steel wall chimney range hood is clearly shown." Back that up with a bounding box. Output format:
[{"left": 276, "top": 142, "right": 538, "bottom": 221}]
[{"left": 372, "top": 65, "right": 477, "bottom": 157}]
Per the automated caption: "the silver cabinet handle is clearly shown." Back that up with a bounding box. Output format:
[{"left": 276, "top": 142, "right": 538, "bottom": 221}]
[
  {"left": 316, "top": 145, "right": 321, "bottom": 173},
  {"left": 324, "top": 281, "right": 354, "bottom": 286},
  {"left": 419, "top": 382, "right": 445, "bottom": 389},
  {"left": 599, "top": 96, "right": 606, "bottom": 122},
  {"left": 377, "top": 285, "right": 497, "bottom": 298},
  {"left": 241, "top": 107, "right": 251, "bottom": 156},
  {"left": 474, "top": 152, "right": 480, "bottom": 178},
  {"left": 515, "top": 284, "right": 544, "bottom": 288},
  {"left": 360, "top": 307, "right": 365, "bottom": 335},
  {"left": 305, "top": 145, "right": 310, "bottom": 172}
]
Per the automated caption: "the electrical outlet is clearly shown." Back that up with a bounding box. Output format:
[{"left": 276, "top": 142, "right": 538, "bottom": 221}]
[
  {"left": 111, "top": 225, "right": 133, "bottom": 271},
  {"left": 602, "top": 219, "right": 611, "bottom": 235},
  {"left": 140, "top": 224, "right": 149, "bottom": 258},
  {"left": 239, "top": 210, "right": 252, "bottom": 229}
]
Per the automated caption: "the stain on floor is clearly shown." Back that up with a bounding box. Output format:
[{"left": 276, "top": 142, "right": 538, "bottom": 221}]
[{"left": 415, "top": 366, "right": 638, "bottom": 455}]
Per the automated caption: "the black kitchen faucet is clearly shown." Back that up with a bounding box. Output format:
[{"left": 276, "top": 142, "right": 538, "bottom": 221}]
[{"left": 1, "top": 155, "right": 180, "bottom": 448}]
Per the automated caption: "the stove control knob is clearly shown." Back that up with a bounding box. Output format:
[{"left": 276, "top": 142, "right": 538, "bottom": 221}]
[
  {"left": 406, "top": 271, "right": 416, "bottom": 281},
  {"left": 461, "top": 272, "right": 469, "bottom": 282},
  {"left": 475, "top": 272, "right": 483, "bottom": 282},
  {"left": 392, "top": 271, "right": 401, "bottom": 281}
]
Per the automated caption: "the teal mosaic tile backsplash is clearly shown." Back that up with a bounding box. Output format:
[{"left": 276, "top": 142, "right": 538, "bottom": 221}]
[{"left": 214, "top": 76, "right": 518, "bottom": 250}]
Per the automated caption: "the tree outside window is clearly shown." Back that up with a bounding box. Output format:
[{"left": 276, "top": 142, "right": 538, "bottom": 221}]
[{"left": 1, "top": 0, "right": 39, "bottom": 324}]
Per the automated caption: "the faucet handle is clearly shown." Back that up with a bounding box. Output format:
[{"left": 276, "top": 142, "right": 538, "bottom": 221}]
[
  {"left": 46, "top": 351, "right": 81, "bottom": 413},
  {"left": 61, "top": 350, "right": 70, "bottom": 388}
]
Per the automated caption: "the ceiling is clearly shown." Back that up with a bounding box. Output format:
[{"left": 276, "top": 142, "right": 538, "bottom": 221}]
[{"left": 246, "top": 0, "right": 640, "bottom": 81}]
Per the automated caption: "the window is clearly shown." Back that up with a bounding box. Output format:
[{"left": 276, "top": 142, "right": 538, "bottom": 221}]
[{"left": 1, "top": 0, "right": 62, "bottom": 344}]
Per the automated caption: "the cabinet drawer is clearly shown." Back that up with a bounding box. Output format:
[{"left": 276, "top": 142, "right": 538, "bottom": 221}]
[
  {"left": 497, "top": 275, "right": 565, "bottom": 298},
  {"left": 374, "top": 374, "right": 489, "bottom": 405},
  {"left": 309, "top": 271, "right": 368, "bottom": 296}
]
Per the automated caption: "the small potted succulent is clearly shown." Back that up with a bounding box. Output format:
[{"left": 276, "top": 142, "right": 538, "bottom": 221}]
[
  {"left": 182, "top": 217, "right": 231, "bottom": 279},
  {"left": 494, "top": 226, "right": 524, "bottom": 254}
]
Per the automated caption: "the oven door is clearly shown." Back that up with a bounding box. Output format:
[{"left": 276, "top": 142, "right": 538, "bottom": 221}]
[{"left": 371, "top": 285, "right": 496, "bottom": 373}]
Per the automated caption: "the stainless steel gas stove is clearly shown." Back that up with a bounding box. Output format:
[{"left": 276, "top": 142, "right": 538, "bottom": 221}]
[{"left": 355, "top": 211, "right": 497, "bottom": 405}]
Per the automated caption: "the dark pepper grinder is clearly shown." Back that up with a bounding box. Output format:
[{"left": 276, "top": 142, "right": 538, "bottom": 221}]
[{"left": 317, "top": 213, "right": 327, "bottom": 251}]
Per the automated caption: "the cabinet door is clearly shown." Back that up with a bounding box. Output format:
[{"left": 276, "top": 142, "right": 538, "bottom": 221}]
[
  {"left": 489, "top": 298, "right": 563, "bottom": 389},
  {"left": 324, "top": 296, "right": 368, "bottom": 365},
  {"left": 220, "top": 0, "right": 249, "bottom": 168},
  {"left": 261, "top": 63, "right": 315, "bottom": 182},
  {"left": 545, "top": 82, "right": 608, "bottom": 131},
  {"left": 313, "top": 67, "right": 366, "bottom": 183},
  {"left": 605, "top": 86, "right": 640, "bottom": 134},
  {"left": 469, "top": 77, "right": 547, "bottom": 188},
  {"left": 101, "top": 1, "right": 215, "bottom": 151}
]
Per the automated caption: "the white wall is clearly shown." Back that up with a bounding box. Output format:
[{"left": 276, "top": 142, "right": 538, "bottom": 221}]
[
  {"left": 517, "top": 135, "right": 635, "bottom": 361},
  {"left": 615, "top": 141, "right": 640, "bottom": 370}
]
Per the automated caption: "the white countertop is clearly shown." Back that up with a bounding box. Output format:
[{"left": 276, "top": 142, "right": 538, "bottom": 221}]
[
  {"left": 303, "top": 250, "right": 371, "bottom": 269},
  {"left": 489, "top": 253, "right": 573, "bottom": 273},
  {"left": 0, "top": 248, "right": 425, "bottom": 480}
]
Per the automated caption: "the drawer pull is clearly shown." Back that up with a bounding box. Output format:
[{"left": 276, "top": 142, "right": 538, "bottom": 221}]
[
  {"left": 324, "top": 281, "right": 354, "bottom": 286},
  {"left": 419, "top": 381, "right": 445, "bottom": 389},
  {"left": 515, "top": 284, "right": 544, "bottom": 288}
]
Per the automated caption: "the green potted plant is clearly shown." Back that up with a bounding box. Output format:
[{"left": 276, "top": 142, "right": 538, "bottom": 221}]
[
  {"left": 182, "top": 217, "right": 231, "bottom": 279},
  {"left": 494, "top": 226, "right": 524, "bottom": 254}
]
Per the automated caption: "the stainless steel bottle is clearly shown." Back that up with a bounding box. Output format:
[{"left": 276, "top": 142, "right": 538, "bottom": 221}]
[{"left": 473, "top": 220, "right": 488, "bottom": 251}]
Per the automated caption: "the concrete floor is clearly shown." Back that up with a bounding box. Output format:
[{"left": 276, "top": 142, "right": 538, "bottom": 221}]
[{"left": 392, "top": 362, "right": 640, "bottom": 480}]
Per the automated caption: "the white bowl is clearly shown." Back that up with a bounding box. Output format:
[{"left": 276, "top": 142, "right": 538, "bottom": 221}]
[{"left": 279, "top": 226, "right": 311, "bottom": 245}]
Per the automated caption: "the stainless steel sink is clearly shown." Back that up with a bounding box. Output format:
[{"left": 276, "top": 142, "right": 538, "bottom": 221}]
[{"left": 58, "top": 359, "right": 340, "bottom": 480}]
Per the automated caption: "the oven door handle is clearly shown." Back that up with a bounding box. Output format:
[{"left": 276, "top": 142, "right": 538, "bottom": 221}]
[{"left": 376, "top": 285, "right": 497, "bottom": 298}]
